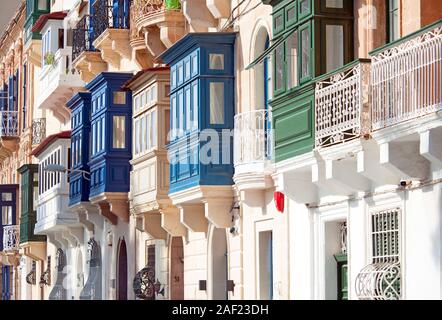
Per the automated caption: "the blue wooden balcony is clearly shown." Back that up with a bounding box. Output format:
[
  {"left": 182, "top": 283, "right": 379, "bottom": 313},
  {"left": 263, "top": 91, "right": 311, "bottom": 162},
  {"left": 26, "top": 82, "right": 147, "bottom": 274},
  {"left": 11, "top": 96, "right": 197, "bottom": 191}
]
[
  {"left": 85, "top": 72, "right": 133, "bottom": 199},
  {"left": 159, "top": 32, "right": 236, "bottom": 194},
  {"left": 67, "top": 92, "right": 92, "bottom": 207}
]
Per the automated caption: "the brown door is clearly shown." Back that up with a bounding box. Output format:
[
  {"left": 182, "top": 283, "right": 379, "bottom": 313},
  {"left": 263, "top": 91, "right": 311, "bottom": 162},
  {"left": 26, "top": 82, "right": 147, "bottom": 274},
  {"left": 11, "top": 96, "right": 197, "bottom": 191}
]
[
  {"left": 170, "top": 237, "right": 184, "bottom": 300},
  {"left": 117, "top": 240, "right": 128, "bottom": 300}
]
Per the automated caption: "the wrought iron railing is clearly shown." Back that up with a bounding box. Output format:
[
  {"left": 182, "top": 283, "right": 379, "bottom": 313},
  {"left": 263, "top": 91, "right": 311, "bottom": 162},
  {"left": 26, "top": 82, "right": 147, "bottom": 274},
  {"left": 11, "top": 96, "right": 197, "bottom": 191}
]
[
  {"left": 93, "top": 0, "right": 131, "bottom": 40},
  {"left": 234, "top": 110, "right": 273, "bottom": 166},
  {"left": 315, "top": 60, "right": 371, "bottom": 148},
  {"left": 72, "top": 15, "right": 95, "bottom": 62},
  {"left": 3, "top": 225, "right": 20, "bottom": 251},
  {"left": 132, "top": 0, "right": 181, "bottom": 25},
  {"left": 355, "top": 262, "right": 401, "bottom": 300},
  {"left": 371, "top": 22, "right": 442, "bottom": 130},
  {"left": 0, "top": 111, "right": 19, "bottom": 138},
  {"left": 32, "top": 118, "right": 46, "bottom": 145}
]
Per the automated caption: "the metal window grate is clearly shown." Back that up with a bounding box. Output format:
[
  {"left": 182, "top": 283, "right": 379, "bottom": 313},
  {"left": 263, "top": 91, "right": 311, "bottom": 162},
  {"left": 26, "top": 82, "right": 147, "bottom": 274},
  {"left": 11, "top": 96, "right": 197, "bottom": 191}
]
[{"left": 371, "top": 208, "right": 400, "bottom": 263}]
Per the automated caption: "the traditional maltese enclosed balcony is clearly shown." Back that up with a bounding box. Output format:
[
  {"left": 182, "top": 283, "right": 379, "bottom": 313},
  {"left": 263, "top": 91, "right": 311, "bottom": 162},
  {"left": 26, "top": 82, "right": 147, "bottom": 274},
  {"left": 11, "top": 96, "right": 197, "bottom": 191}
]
[
  {"left": 92, "top": 0, "right": 133, "bottom": 69},
  {"left": 371, "top": 21, "right": 442, "bottom": 132},
  {"left": 72, "top": 14, "right": 107, "bottom": 83},
  {"left": 124, "top": 67, "right": 171, "bottom": 238},
  {"left": 234, "top": 109, "right": 274, "bottom": 191},
  {"left": 132, "top": 0, "right": 185, "bottom": 57},
  {"left": 315, "top": 59, "right": 372, "bottom": 149},
  {"left": 31, "top": 131, "right": 78, "bottom": 236}
]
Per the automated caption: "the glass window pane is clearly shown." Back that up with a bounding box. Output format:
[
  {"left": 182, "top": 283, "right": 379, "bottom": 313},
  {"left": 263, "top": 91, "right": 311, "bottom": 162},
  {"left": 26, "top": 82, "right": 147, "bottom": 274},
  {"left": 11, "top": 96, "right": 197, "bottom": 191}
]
[
  {"left": 299, "top": 0, "right": 309, "bottom": 14},
  {"left": 171, "top": 95, "right": 176, "bottom": 139},
  {"left": 192, "top": 83, "right": 198, "bottom": 130},
  {"left": 135, "top": 119, "right": 140, "bottom": 154},
  {"left": 185, "top": 87, "right": 191, "bottom": 131},
  {"left": 274, "top": 45, "right": 284, "bottom": 91},
  {"left": 301, "top": 27, "right": 311, "bottom": 79},
  {"left": 38, "top": 0, "right": 47, "bottom": 10},
  {"left": 178, "top": 91, "right": 184, "bottom": 135},
  {"left": 209, "top": 54, "right": 225, "bottom": 70},
  {"left": 2, "top": 193, "right": 12, "bottom": 201},
  {"left": 274, "top": 14, "right": 283, "bottom": 30},
  {"left": 287, "top": 6, "right": 296, "bottom": 21},
  {"left": 151, "top": 110, "right": 157, "bottom": 148},
  {"left": 286, "top": 31, "right": 298, "bottom": 89},
  {"left": 2, "top": 206, "right": 12, "bottom": 225},
  {"left": 112, "top": 116, "right": 126, "bottom": 149},
  {"left": 326, "top": 24, "right": 344, "bottom": 73},
  {"left": 101, "top": 118, "right": 105, "bottom": 152},
  {"left": 151, "top": 84, "right": 157, "bottom": 102},
  {"left": 209, "top": 82, "right": 225, "bottom": 125},
  {"left": 142, "top": 114, "right": 147, "bottom": 151},
  {"left": 33, "top": 186, "right": 38, "bottom": 211},
  {"left": 113, "top": 91, "right": 126, "bottom": 105},
  {"left": 326, "top": 0, "right": 344, "bottom": 8}
]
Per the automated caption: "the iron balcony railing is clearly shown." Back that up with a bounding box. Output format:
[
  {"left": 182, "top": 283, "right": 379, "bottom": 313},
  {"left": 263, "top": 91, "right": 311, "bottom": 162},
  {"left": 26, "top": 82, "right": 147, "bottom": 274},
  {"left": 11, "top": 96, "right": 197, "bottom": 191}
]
[
  {"left": 3, "top": 225, "right": 20, "bottom": 251},
  {"left": 72, "top": 15, "right": 96, "bottom": 62},
  {"left": 315, "top": 60, "right": 371, "bottom": 148},
  {"left": 234, "top": 109, "right": 273, "bottom": 166},
  {"left": 32, "top": 118, "right": 46, "bottom": 145},
  {"left": 371, "top": 22, "right": 442, "bottom": 130},
  {"left": 93, "top": 0, "right": 131, "bottom": 40},
  {"left": 0, "top": 111, "right": 19, "bottom": 138},
  {"left": 132, "top": 0, "right": 181, "bottom": 25}
]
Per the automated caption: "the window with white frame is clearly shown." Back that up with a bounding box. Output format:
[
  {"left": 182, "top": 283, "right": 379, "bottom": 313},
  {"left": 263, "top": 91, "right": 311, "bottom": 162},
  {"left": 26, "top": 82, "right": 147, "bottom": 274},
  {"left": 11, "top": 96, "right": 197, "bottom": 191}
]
[
  {"left": 38, "top": 148, "right": 63, "bottom": 195},
  {"left": 356, "top": 208, "right": 401, "bottom": 300},
  {"left": 42, "top": 29, "right": 51, "bottom": 66},
  {"left": 134, "top": 84, "right": 157, "bottom": 113},
  {"left": 133, "top": 109, "right": 157, "bottom": 156}
]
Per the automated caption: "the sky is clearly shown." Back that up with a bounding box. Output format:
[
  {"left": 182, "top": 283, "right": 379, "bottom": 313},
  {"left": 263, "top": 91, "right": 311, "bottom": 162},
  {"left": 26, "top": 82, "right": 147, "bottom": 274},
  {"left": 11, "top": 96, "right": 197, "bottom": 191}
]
[{"left": 0, "top": 0, "right": 22, "bottom": 37}]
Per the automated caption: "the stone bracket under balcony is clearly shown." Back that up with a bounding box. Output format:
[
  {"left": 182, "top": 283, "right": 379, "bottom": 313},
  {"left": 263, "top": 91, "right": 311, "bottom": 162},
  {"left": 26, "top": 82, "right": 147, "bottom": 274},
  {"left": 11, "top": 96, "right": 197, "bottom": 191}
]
[
  {"left": 136, "top": 10, "right": 186, "bottom": 54},
  {"left": 21, "top": 242, "right": 46, "bottom": 261},
  {"left": 179, "top": 204, "right": 208, "bottom": 234},
  {"left": 90, "top": 193, "right": 129, "bottom": 225},
  {"left": 140, "top": 212, "right": 167, "bottom": 240},
  {"left": 317, "top": 142, "right": 372, "bottom": 195},
  {"left": 169, "top": 185, "right": 234, "bottom": 230},
  {"left": 274, "top": 152, "right": 318, "bottom": 204},
  {"left": 24, "top": 40, "right": 42, "bottom": 68},
  {"left": 379, "top": 139, "right": 430, "bottom": 182},
  {"left": 93, "top": 29, "right": 131, "bottom": 70},
  {"left": 73, "top": 51, "right": 107, "bottom": 83},
  {"left": 160, "top": 206, "right": 186, "bottom": 237},
  {"left": 181, "top": 0, "right": 217, "bottom": 32},
  {"left": 420, "top": 127, "right": 442, "bottom": 167}
]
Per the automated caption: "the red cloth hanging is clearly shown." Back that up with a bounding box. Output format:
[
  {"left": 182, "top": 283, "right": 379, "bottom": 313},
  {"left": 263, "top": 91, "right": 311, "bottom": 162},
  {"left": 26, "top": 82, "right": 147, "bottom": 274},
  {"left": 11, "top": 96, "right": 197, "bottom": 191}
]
[{"left": 274, "top": 191, "right": 285, "bottom": 213}]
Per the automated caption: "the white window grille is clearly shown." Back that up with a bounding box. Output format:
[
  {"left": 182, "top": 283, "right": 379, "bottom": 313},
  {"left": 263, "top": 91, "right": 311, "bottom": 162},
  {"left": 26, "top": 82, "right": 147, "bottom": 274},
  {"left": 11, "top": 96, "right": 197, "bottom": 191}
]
[{"left": 355, "top": 208, "right": 401, "bottom": 300}]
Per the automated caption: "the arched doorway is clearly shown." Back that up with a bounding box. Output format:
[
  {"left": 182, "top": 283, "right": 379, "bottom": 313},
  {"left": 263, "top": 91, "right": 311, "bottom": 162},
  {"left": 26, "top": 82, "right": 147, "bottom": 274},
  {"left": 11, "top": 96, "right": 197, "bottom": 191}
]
[
  {"left": 117, "top": 239, "right": 128, "bottom": 300},
  {"left": 210, "top": 227, "right": 228, "bottom": 300},
  {"left": 169, "top": 237, "right": 184, "bottom": 300}
]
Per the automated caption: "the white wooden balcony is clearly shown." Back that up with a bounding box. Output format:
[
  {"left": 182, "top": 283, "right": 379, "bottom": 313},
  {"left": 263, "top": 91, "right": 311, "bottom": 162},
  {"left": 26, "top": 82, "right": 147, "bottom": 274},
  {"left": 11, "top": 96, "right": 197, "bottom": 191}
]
[
  {"left": 34, "top": 135, "right": 77, "bottom": 235},
  {"left": 2, "top": 225, "right": 20, "bottom": 252},
  {"left": 371, "top": 22, "right": 442, "bottom": 131},
  {"left": 315, "top": 60, "right": 371, "bottom": 149},
  {"left": 234, "top": 109, "right": 274, "bottom": 191},
  {"left": 37, "top": 48, "right": 84, "bottom": 123}
]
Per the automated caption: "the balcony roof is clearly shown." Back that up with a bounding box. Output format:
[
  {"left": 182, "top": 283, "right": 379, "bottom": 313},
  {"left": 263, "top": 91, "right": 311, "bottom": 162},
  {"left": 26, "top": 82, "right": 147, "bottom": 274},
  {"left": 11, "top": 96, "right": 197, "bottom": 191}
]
[
  {"left": 157, "top": 32, "right": 237, "bottom": 65},
  {"left": 121, "top": 66, "right": 170, "bottom": 90},
  {"left": 31, "top": 11, "right": 68, "bottom": 33},
  {"left": 31, "top": 130, "right": 71, "bottom": 157}
]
